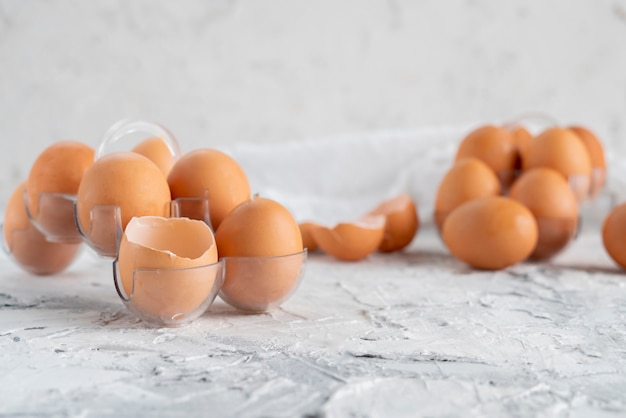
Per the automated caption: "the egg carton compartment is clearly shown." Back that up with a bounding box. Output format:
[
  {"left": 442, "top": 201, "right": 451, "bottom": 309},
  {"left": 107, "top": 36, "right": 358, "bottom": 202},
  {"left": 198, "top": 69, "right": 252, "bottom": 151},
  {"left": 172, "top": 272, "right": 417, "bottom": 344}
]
[
  {"left": 21, "top": 190, "right": 217, "bottom": 260},
  {"left": 23, "top": 189, "right": 83, "bottom": 244},
  {"left": 8, "top": 119, "right": 186, "bottom": 254},
  {"left": 218, "top": 249, "right": 307, "bottom": 313},
  {"left": 74, "top": 118, "right": 183, "bottom": 258},
  {"left": 113, "top": 258, "right": 224, "bottom": 327},
  {"left": 168, "top": 194, "right": 212, "bottom": 225},
  {"left": 74, "top": 197, "right": 213, "bottom": 259},
  {"left": 74, "top": 204, "right": 124, "bottom": 258}
]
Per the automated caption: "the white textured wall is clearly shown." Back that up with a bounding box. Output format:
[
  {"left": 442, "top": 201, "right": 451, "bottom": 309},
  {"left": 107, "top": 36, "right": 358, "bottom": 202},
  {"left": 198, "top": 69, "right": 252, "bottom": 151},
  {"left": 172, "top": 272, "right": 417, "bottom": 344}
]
[{"left": 1, "top": 0, "right": 626, "bottom": 206}]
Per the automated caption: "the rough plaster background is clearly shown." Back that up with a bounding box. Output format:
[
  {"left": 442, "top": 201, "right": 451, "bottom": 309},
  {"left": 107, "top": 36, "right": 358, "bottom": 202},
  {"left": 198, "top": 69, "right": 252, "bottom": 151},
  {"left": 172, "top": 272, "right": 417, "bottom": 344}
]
[{"left": 1, "top": 0, "right": 625, "bottom": 206}]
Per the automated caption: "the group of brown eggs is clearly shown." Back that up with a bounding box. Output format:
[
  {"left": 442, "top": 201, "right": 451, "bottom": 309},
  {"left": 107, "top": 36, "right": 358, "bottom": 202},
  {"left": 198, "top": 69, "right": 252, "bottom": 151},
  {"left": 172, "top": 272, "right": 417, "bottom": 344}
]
[
  {"left": 4, "top": 120, "right": 626, "bottom": 326},
  {"left": 2, "top": 123, "right": 312, "bottom": 325},
  {"left": 431, "top": 123, "right": 626, "bottom": 270}
]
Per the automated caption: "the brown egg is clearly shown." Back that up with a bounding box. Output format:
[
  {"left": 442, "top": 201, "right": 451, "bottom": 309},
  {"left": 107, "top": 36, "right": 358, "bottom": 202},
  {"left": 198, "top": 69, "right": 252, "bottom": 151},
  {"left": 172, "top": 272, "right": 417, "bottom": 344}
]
[
  {"left": 367, "top": 193, "right": 419, "bottom": 252},
  {"left": 311, "top": 215, "right": 386, "bottom": 261},
  {"left": 299, "top": 222, "right": 320, "bottom": 252},
  {"left": 442, "top": 196, "right": 538, "bottom": 270},
  {"left": 216, "top": 196, "right": 302, "bottom": 258},
  {"left": 568, "top": 125, "right": 606, "bottom": 197},
  {"left": 76, "top": 152, "right": 171, "bottom": 256},
  {"left": 26, "top": 141, "right": 94, "bottom": 214},
  {"left": 523, "top": 127, "right": 592, "bottom": 201},
  {"left": 131, "top": 137, "right": 176, "bottom": 177},
  {"left": 168, "top": 149, "right": 250, "bottom": 230},
  {"left": 455, "top": 125, "right": 517, "bottom": 188},
  {"left": 215, "top": 196, "right": 304, "bottom": 312},
  {"left": 3, "top": 183, "right": 81, "bottom": 275},
  {"left": 117, "top": 216, "right": 219, "bottom": 324},
  {"left": 25, "top": 141, "right": 94, "bottom": 240},
  {"left": 434, "top": 158, "right": 501, "bottom": 231},
  {"left": 603, "top": 203, "right": 626, "bottom": 269},
  {"left": 509, "top": 168, "right": 579, "bottom": 260}
]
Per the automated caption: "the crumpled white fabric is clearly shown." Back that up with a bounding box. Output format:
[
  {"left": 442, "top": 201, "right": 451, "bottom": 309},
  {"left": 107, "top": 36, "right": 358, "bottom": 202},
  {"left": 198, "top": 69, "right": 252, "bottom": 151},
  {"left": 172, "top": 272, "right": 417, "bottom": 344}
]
[
  {"left": 224, "top": 125, "right": 471, "bottom": 226},
  {"left": 225, "top": 123, "right": 624, "bottom": 229}
]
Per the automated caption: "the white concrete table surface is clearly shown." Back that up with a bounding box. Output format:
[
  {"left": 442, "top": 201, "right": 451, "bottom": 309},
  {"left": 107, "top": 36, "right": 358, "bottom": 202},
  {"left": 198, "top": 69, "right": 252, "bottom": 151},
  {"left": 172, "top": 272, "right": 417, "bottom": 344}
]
[{"left": 1, "top": 223, "right": 626, "bottom": 417}]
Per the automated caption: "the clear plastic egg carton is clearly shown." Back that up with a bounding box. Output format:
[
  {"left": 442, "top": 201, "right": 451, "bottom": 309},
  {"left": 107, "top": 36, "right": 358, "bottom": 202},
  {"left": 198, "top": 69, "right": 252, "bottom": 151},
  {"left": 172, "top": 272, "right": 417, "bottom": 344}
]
[
  {"left": 111, "top": 250, "right": 308, "bottom": 326},
  {"left": 17, "top": 119, "right": 212, "bottom": 258},
  {"left": 2, "top": 118, "right": 309, "bottom": 327}
]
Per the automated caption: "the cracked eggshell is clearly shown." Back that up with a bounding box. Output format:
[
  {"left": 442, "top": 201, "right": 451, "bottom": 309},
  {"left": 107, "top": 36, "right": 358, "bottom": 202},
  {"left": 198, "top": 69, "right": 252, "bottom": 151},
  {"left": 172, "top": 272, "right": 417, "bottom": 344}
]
[
  {"left": 3, "top": 183, "right": 81, "bottom": 275},
  {"left": 118, "top": 216, "right": 219, "bottom": 318},
  {"left": 311, "top": 215, "right": 386, "bottom": 261},
  {"left": 442, "top": 196, "right": 538, "bottom": 270},
  {"left": 367, "top": 193, "right": 419, "bottom": 253}
]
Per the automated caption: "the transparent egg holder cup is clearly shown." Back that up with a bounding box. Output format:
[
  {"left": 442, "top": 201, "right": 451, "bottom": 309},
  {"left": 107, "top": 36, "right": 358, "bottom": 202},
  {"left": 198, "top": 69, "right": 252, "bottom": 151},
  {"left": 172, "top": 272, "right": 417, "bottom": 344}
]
[{"left": 219, "top": 250, "right": 307, "bottom": 314}]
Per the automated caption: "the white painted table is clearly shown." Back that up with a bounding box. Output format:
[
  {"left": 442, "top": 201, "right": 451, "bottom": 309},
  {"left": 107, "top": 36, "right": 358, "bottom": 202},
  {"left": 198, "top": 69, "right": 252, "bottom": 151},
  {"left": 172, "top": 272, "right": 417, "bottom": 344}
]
[{"left": 1, "top": 221, "right": 626, "bottom": 417}]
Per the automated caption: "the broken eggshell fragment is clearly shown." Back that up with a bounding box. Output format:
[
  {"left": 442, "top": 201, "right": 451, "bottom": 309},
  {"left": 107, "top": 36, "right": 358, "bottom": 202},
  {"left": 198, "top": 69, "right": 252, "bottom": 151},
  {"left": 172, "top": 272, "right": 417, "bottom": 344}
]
[{"left": 311, "top": 215, "right": 386, "bottom": 262}]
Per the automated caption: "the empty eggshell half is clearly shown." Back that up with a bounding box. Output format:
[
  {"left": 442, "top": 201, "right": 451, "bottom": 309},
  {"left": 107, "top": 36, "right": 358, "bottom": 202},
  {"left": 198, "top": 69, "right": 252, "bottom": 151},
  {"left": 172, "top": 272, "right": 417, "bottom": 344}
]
[
  {"left": 117, "top": 216, "right": 219, "bottom": 321},
  {"left": 311, "top": 215, "right": 386, "bottom": 261},
  {"left": 367, "top": 193, "right": 419, "bottom": 253}
]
